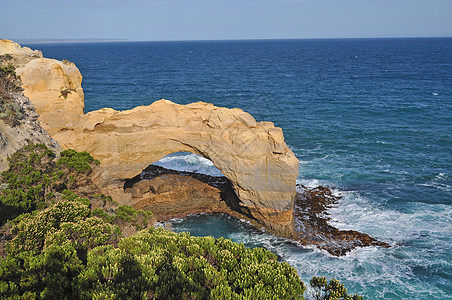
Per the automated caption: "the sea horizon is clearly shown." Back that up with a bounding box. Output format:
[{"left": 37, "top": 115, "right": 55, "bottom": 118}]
[{"left": 15, "top": 35, "right": 452, "bottom": 45}]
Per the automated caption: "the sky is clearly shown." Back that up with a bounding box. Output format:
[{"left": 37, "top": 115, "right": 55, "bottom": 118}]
[{"left": 2, "top": 0, "right": 452, "bottom": 41}]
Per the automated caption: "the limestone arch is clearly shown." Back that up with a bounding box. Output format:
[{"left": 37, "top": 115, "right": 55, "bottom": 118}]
[
  {"left": 8, "top": 39, "right": 299, "bottom": 236},
  {"left": 53, "top": 100, "right": 299, "bottom": 235}
]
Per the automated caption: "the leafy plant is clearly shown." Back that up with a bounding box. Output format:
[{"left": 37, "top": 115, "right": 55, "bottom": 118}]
[
  {"left": 57, "top": 149, "right": 99, "bottom": 174},
  {"left": 0, "top": 53, "right": 13, "bottom": 62},
  {"left": 0, "top": 65, "right": 15, "bottom": 75},
  {"left": 77, "top": 227, "right": 306, "bottom": 299},
  {"left": 59, "top": 88, "right": 75, "bottom": 99},
  {"left": 0, "top": 63, "right": 23, "bottom": 110},
  {"left": 310, "top": 276, "right": 363, "bottom": 300},
  {"left": 0, "top": 144, "right": 56, "bottom": 222}
]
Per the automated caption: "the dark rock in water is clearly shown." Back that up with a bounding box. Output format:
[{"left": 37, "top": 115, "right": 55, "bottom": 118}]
[
  {"left": 124, "top": 165, "right": 247, "bottom": 221},
  {"left": 293, "top": 184, "right": 390, "bottom": 256}
]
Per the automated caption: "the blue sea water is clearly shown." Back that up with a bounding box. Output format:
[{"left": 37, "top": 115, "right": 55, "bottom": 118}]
[{"left": 29, "top": 38, "right": 452, "bottom": 299}]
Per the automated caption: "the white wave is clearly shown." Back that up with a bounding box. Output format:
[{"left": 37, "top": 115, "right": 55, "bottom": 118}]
[
  {"left": 290, "top": 181, "right": 451, "bottom": 297},
  {"left": 153, "top": 152, "right": 223, "bottom": 177},
  {"left": 416, "top": 172, "right": 452, "bottom": 192},
  {"left": 296, "top": 178, "right": 330, "bottom": 189}
]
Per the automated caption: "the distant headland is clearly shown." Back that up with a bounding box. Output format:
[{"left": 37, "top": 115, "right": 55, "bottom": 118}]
[{"left": 14, "top": 38, "right": 129, "bottom": 44}]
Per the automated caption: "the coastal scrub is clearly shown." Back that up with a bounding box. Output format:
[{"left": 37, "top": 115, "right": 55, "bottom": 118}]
[{"left": 0, "top": 145, "right": 361, "bottom": 299}]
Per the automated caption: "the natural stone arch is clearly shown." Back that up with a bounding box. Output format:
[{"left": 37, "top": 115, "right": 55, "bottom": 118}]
[
  {"left": 5, "top": 39, "right": 300, "bottom": 236},
  {"left": 53, "top": 100, "right": 299, "bottom": 235},
  {"left": 59, "top": 100, "right": 299, "bottom": 235}
]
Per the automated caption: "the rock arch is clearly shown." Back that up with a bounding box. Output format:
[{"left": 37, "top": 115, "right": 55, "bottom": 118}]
[
  {"left": 6, "top": 39, "right": 300, "bottom": 236},
  {"left": 63, "top": 100, "right": 298, "bottom": 235}
]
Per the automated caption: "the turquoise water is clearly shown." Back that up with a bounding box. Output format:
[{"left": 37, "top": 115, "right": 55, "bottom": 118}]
[{"left": 30, "top": 39, "right": 452, "bottom": 299}]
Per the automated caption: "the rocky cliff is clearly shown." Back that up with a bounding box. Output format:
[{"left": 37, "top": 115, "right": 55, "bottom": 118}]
[
  {"left": 0, "top": 41, "right": 61, "bottom": 170},
  {"left": 0, "top": 39, "right": 299, "bottom": 237}
]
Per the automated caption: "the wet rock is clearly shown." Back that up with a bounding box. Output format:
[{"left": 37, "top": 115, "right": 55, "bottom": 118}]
[
  {"left": 127, "top": 165, "right": 237, "bottom": 220},
  {"left": 293, "top": 184, "right": 390, "bottom": 256}
]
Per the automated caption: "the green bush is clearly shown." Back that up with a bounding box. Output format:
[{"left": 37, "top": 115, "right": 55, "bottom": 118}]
[
  {"left": 77, "top": 227, "right": 305, "bottom": 299},
  {"left": 114, "top": 204, "right": 153, "bottom": 230},
  {"left": 115, "top": 204, "right": 137, "bottom": 222},
  {"left": 0, "top": 244, "right": 83, "bottom": 299},
  {"left": 57, "top": 149, "right": 99, "bottom": 174},
  {"left": 0, "top": 145, "right": 101, "bottom": 224},
  {"left": 0, "top": 144, "right": 56, "bottom": 222},
  {"left": 310, "top": 276, "right": 363, "bottom": 300},
  {"left": 0, "top": 65, "right": 15, "bottom": 75},
  {"left": 1, "top": 223, "right": 306, "bottom": 299}
]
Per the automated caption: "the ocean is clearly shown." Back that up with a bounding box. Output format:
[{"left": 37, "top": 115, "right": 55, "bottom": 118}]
[{"left": 28, "top": 38, "right": 452, "bottom": 299}]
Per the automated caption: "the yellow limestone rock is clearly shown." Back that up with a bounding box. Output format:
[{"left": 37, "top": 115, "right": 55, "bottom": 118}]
[
  {"left": 1, "top": 40, "right": 300, "bottom": 236},
  {"left": 0, "top": 39, "right": 42, "bottom": 57}
]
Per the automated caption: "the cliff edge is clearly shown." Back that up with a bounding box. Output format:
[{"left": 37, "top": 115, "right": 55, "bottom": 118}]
[{"left": 0, "top": 41, "right": 61, "bottom": 170}]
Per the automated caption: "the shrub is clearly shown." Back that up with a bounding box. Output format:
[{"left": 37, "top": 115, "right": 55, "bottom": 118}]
[
  {"left": 57, "top": 149, "right": 99, "bottom": 174},
  {"left": 310, "top": 276, "right": 363, "bottom": 300},
  {"left": 6, "top": 198, "right": 92, "bottom": 255},
  {"left": 59, "top": 88, "right": 75, "bottom": 99},
  {"left": 0, "top": 144, "right": 56, "bottom": 222},
  {"left": 78, "top": 227, "right": 306, "bottom": 299},
  {"left": 0, "top": 244, "right": 83, "bottom": 299},
  {"left": 114, "top": 205, "right": 153, "bottom": 230},
  {"left": 0, "top": 65, "right": 15, "bottom": 75},
  {"left": 0, "top": 63, "right": 22, "bottom": 103},
  {"left": 0, "top": 145, "right": 102, "bottom": 224},
  {"left": 115, "top": 205, "right": 137, "bottom": 222}
]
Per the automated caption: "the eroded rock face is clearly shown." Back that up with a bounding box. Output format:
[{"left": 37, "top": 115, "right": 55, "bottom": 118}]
[
  {"left": 0, "top": 90, "right": 61, "bottom": 171},
  {"left": 129, "top": 174, "right": 223, "bottom": 218},
  {"left": 0, "top": 41, "right": 61, "bottom": 170},
  {"left": 1, "top": 40, "right": 300, "bottom": 237}
]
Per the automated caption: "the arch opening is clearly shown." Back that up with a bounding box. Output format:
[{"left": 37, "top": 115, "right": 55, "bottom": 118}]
[
  {"left": 152, "top": 152, "right": 223, "bottom": 177},
  {"left": 124, "top": 152, "right": 247, "bottom": 221}
]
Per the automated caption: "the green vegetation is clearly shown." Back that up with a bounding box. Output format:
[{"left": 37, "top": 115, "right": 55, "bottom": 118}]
[
  {"left": 0, "top": 145, "right": 363, "bottom": 299},
  {"left": 57, "top": 149, "right": 99, "bottom": 174},
  {"left": 0, "top": 54, "right": 13, "bottom": 62},
  {"left": 0, "top": 145, "right": 103, "bottom": 223},
  {"left": 0, "top": 65, "right": 15, "bottom": 75},
  {"left": 0, "top": 144, "right": 55, "bottom": 222},
  {"left": 59, "top": 88, "right": 76, "bottom": 99},
  {"left": 0, "top": 53, "right": 15, "bottom": 75},
  {"left": 309, "top": 277, "right": 363, "bottom": 300},
  {"left": 80, "top": 228, "right": 304, "bottom": 299},
  {"left": 0, "top": 58, "right": 23, "bottom": 125}
]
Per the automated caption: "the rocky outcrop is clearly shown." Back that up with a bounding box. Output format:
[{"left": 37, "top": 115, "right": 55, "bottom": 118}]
[
  {"left": 124, "top": 165, "right": 243, "bottom": 221},
  {"left": 0, "top": 39, "right": 300, "bottom": 237},
  {"left": 0, "top": 93, "right": 61, "bottom": 172},
  {"left": 294, "top": 185, "right": 390, "bottom": 255},
  {"left": 0, "top": 90, "right": 61, "bottom": 171},
  {"left": 0, "top": 45, "right": 61, "bottom": 171}
]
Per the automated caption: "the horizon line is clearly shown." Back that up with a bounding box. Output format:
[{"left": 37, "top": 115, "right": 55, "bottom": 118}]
[{"left": 11, "top": 36, "right": 452, "bottom": 45}]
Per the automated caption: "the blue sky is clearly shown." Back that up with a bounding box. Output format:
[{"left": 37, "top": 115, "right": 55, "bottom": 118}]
[{"left": 2, "top": 0, "right": 452, "bottom": 41}]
